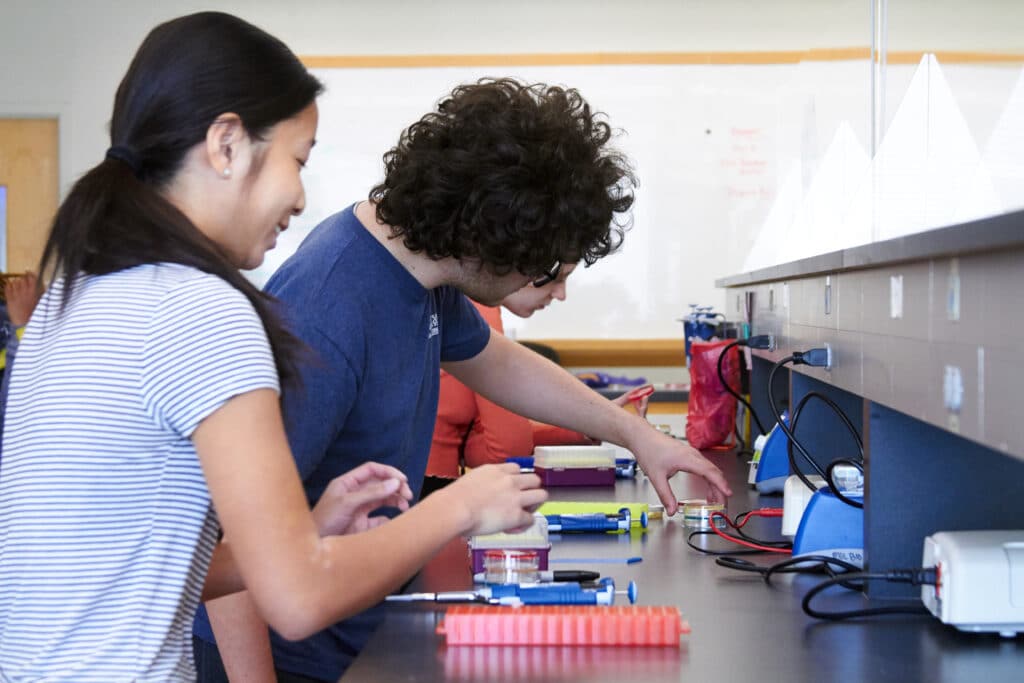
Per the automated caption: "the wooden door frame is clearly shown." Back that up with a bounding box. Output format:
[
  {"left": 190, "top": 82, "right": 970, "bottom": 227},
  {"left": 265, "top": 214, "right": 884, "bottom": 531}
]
[{"left": 0, "top": 113, "right": 62, "bottom": 273}]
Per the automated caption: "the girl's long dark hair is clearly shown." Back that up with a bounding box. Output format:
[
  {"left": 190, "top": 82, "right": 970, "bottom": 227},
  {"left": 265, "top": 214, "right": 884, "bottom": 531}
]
[{"left": 39, "top": 12, "right": 322, "bottom": 387}]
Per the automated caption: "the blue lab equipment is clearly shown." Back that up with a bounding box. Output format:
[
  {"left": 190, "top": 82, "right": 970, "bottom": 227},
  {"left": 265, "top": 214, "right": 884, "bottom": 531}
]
[
  {"left": 615, "top": 457, "right": 637, "bottom": 479},
  {"left": 754, "top": 413, "right": 791, "bottom": 494},
  {"left": 507, "top": 456, "right": 535, "bottom": 470},
  {"left": 680, "top": 304, "right": 725, "bottom": 364},
  {"left": 791, "top": 489, "right": 864, "bottom": 568}
]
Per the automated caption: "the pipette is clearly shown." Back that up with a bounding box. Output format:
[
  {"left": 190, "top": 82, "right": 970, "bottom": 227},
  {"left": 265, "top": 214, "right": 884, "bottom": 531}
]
[
  {"left": 386, "top": 578, "right": 638, "bottom": 606},
  {"left": 545, "top": 506, "right": 647, "bottom": 533}
]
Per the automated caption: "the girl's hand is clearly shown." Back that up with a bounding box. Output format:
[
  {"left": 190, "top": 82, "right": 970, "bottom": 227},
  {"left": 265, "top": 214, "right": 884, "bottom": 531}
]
[
  {"left": 312, "top": 462, "right": 413, "bottom": 536},
  {"left": 441, "top": 463, "right": 547, "bottom": 537}
]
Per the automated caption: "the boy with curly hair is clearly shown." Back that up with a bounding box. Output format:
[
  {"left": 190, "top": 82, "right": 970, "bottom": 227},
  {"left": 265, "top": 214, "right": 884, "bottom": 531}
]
[{"left": 193, "top": 78, "right": 731, "bottom": 683}]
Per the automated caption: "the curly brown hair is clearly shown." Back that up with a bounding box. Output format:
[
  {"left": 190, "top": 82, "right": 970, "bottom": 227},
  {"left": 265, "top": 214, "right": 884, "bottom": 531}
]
[{"left": 370, "top": 78, "right": 636, "bottom": 278}]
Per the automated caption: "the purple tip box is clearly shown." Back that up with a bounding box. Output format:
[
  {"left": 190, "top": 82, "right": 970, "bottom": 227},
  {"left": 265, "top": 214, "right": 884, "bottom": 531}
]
[{"left": 534, "top": 466, "right": 616, "bottom": 487}]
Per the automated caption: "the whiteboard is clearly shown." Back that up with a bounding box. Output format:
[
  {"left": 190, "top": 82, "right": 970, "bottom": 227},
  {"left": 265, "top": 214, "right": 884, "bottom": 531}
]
[{"left": 248, "top": 60, "right": 874, "bottom": 338}]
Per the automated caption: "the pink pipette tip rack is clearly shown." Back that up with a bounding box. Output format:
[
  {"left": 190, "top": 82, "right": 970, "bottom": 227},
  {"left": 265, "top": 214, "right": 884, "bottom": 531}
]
[{"left": 437, "top": 605, "right": 690, "bottom": 646}]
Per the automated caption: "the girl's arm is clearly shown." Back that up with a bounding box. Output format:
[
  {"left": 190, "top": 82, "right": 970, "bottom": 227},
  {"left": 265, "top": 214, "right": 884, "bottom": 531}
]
[{"left": 193, "top": 387, "right": 545, "bottom": 640}]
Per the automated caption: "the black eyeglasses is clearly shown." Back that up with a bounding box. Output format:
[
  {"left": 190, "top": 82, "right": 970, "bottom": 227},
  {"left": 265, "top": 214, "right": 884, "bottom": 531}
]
[{"left": 532, "top": 261, "right": 561, "bottom": 288}]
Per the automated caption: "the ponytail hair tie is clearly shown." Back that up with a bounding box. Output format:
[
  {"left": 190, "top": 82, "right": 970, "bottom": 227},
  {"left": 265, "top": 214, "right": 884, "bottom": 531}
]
[{"left": 105, "top": 145, "right": 142, "bottom": 176}]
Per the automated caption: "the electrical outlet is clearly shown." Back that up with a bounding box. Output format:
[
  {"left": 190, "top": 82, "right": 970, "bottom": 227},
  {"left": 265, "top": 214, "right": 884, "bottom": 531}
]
[
  {"left": 890, "top": 274, "right": 903, "bottom": 319},
  {"left": 944, "top": 365, "right": 963, "bottom": 414},
  {"left": 947, "top": 258, "right": 961, "bottom": 321}
]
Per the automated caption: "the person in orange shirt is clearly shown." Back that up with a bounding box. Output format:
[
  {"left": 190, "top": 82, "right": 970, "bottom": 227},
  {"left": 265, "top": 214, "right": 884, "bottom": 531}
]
[
  {"left": 423, "top": 264, "right": 649, "bottom": 495},
  {"left": 1, "top": 271, "right": 43, "bottom": 441},
  {"left": 0, "top": 271, "right": 42, "bottom": 372}
]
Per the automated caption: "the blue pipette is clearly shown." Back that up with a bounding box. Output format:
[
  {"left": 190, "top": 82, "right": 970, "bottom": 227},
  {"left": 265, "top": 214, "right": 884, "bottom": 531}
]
[
  {"left": 545, "top": 507, "right": 647, "bottom": 533},
  {"left": 386, "top": 578, "right": 638, "bottom": 606}
]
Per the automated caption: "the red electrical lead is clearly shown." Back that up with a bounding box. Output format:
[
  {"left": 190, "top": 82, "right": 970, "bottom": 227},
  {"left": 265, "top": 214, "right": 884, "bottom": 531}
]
[
  {"left": 707, "top": 511, "right": 792, "bottom": 554},
  {"left": 731, "top": 508, "right": 784, "bottom": 529}
]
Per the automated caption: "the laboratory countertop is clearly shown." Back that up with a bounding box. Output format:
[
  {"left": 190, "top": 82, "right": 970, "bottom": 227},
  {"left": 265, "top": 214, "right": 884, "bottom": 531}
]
[
  {"left": 714, "top": 207, "right": 1024, "bottom": 287},
  {"left": 340, "top": 452, "right": 1023, "bottom": 682}
]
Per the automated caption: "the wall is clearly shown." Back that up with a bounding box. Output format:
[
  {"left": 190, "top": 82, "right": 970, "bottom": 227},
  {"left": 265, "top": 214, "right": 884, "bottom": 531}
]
[
  {"left": 2, "top": 0, "right": 1022, "bottom": 339},
  {"left": 6, "top": 0, "right": 1022, "bottom": 197}
]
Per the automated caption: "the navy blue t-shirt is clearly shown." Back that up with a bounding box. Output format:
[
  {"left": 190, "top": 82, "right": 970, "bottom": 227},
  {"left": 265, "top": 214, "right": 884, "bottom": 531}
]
[{"left": 193, "top": 204, "right": 490, "bottom": 680}]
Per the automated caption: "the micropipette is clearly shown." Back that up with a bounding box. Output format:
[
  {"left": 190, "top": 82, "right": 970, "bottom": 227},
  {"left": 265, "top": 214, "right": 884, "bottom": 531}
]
[{"left": 386, "top": 578, "right": 638, "bottom": 606}]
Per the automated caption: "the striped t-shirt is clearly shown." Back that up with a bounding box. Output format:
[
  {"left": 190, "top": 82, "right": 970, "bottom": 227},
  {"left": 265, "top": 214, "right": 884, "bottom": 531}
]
[{"left": 0, "top": 264, "right": 279, "bottom": 682}]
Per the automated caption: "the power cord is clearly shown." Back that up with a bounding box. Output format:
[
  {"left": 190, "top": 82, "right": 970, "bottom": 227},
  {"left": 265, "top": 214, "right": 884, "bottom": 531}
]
[
  {"left": 714, "top": 554, "right": 935, "bottom": 621},
  {"left": 787, "top": 391, "right": 864, "bottom": 495},
  {"left": 733, "top": 423, "right": 755, "bottom": 458},
  {"left": 716, "top": 335, "right": 773, "bottom": 437},
  {"left": 687, "top": 530, "right": 771, "bottom": 556},
  {"left": 715, "top": 554, "right": 863, "bottom": 587},
  {"left": 686, "top": 509, "right": 792, "bottom": 555},
  {"left": 767, "top": 353, "right": 864, "bottom": 509},
  {"left": 802, "top": 568, "right": 936, "bottom": 620}
]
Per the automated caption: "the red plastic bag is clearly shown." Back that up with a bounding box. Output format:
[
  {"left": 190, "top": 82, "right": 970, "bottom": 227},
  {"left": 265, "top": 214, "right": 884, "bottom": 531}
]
[{"left": 685, "top": 340, "right": 739, "bottom": 449}]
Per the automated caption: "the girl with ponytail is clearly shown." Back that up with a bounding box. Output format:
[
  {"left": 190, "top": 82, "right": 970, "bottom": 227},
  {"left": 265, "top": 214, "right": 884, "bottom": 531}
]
[{"left": 0, "top": 12, "right": 544, "bottom": 681}]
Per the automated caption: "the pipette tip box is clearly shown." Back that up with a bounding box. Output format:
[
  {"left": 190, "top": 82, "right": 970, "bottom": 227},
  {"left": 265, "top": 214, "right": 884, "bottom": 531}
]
[
  {"left": 533, "top": 446, "right": 616, "bottom": 487},
  {"left": 437, "top": 605, "right": 690, "bottom": 646}
]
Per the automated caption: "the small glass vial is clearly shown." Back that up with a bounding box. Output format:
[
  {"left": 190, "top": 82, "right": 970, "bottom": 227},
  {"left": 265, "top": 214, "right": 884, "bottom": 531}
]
[
  {"left": 679, "top": 499, "right": 727, "bottom": 530},
  {"left": 483, "top": 549, "right": 540, "bottom": 585}
]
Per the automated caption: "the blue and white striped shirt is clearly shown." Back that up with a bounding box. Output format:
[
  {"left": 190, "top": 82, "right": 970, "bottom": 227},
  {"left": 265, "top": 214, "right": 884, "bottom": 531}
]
[{"left": 0, "top": 264, "right": 279, "bottom": 682}]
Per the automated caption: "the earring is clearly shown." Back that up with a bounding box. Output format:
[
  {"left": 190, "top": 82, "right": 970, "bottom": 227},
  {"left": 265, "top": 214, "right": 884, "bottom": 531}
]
[{"left": 222, "top": 167, "right": 232, "bottom": 178}]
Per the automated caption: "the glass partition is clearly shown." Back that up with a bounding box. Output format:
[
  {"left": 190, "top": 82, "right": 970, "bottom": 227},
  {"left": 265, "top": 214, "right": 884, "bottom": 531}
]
[
  {"left": 740, "top": 1, "right": 1024, "bottom": 271},
  {"left": 873, "top": 2, "right": 1024, "bottom": 240}
]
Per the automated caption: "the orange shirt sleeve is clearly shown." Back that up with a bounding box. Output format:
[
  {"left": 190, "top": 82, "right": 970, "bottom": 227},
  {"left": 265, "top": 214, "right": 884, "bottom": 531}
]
[
  {"left": 427, "top": 302, "right": 534, "bottom": 476},
  {"left": 461, "top": 302, "right": 536, "bottom": 467},
  {"left": 462, "top": 392, "right": 536, "bottom": 468},
  {"left": 428, "top": 301, "right": 586, "bottom": 473},
  {"left": 425, "top": 370, "right": 478, "bottom": 479}
]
